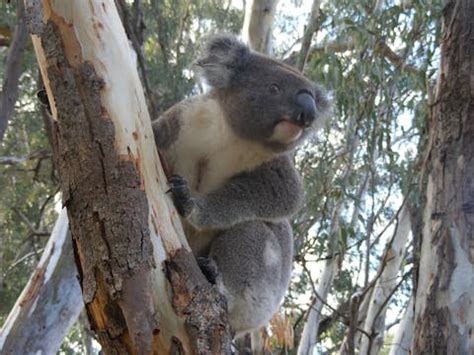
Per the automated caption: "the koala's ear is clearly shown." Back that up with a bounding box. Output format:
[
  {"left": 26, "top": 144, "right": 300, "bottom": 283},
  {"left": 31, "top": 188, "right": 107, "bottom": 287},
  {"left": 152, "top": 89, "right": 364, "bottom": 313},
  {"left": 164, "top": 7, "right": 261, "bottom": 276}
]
[{"left": 195, "top": 35, "right": 250, "bottom": 88}]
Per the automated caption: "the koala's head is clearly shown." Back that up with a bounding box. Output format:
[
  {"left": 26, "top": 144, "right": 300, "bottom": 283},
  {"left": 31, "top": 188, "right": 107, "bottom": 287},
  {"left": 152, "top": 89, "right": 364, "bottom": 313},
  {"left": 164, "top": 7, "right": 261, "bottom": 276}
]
[{"left": 195, "top": 35, "right": 330, "bottom": 153}]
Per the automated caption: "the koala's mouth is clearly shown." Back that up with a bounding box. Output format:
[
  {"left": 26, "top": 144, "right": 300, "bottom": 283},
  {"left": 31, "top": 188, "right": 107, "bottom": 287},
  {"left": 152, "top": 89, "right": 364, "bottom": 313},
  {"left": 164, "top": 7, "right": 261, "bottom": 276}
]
[
  {"left": 269, "top": 119, "right": 304, "bottom": 144},
  {"left": 293, "top": 111, "right": 315, "bottom": 128}
]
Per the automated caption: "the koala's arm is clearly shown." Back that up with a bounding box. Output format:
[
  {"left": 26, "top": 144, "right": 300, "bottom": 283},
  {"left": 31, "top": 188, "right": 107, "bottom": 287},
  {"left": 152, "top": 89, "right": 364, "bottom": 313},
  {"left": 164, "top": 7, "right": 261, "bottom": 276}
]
[
  {"left": 151, "top": 104, "right": 182, "bottom": 151},
  {"left": 186, "top": 155, "right": 303, "bottom": 229}
]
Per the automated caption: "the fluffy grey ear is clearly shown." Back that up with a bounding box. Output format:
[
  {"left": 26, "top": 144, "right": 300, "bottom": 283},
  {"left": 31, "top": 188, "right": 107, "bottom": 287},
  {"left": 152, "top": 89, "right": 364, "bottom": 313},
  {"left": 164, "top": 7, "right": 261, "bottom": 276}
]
[{"left": 195, "top": 35, "right": 250, "bottom": 88}]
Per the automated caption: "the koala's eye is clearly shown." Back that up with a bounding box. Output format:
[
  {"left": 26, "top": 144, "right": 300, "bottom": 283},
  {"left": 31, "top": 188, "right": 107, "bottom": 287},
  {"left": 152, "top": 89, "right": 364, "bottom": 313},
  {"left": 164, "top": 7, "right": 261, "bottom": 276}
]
[{"left": 268, "top": 83, "right": 280, "bottom": 95}]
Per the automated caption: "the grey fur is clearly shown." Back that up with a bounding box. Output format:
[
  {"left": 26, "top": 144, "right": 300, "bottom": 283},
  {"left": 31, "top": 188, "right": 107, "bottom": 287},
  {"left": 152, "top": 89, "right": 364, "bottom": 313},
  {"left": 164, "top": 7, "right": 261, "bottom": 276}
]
[
  {"left": 197, "top": 36, "right": 330, "bottom": 152},
  {"left": 152, "top": 35, "right": 330, "bottom": 335},
  {"left": 195, "top": 34, "right": 250, "bottom": 88},
  {"left": 187, "top": 156, "right": 303, "bottom": 230},
  {"left": 152, "top": 105, "right": 181, "bottom": 150},
  {"left": 209, "top": 220, "right": 293, "bottom": 335}
]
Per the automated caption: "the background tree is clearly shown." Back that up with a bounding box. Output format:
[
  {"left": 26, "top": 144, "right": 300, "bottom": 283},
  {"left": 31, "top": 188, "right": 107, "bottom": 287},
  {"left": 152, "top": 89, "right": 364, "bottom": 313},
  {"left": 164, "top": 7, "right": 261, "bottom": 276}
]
[{"left": 412, "top": 0, "right": 474, "bottom": 353}]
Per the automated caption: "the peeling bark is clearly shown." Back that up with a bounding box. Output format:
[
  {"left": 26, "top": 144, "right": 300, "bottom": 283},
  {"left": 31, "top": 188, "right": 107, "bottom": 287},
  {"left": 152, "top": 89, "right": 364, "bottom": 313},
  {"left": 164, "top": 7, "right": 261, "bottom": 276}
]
[
  {"left": 26, "top": 1, "right": 231, "bottom": 353},
  {"left": 412, "top": 0, "right": 474, "bottom": 353},
  {"left": 0, "top": 210, "right": 83, "bottom": 355}
]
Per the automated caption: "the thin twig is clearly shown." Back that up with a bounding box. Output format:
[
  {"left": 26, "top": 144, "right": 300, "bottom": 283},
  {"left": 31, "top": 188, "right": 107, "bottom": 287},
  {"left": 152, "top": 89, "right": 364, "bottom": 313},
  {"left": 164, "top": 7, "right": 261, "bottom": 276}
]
[{"left": 13, "top": 207, "right": 51, "bottom": 237}]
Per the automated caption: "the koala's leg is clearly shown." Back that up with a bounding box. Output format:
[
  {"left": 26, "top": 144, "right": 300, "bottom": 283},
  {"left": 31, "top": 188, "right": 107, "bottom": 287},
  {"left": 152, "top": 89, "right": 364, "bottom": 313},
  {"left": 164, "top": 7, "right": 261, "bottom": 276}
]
[{"left": 208, "top": 220, "right": 293, "bottom": 335}]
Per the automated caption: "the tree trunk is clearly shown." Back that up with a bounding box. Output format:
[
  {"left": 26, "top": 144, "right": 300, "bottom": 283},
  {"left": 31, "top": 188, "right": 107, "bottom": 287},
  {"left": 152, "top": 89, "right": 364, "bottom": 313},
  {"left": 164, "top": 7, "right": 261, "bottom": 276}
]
[
  {"left": 389, "top": 298, "right": 414, "bottom": 355},
  {"left": 359, "top": 206, "right": 411, "bottom": 355},
  {"left": 412, "top": 0, "right": 474, "bottom": 353},
  {"left": 0, "top": 209, "right": 82, "bottom": 354},
  {"left": 242, "top": 0, "right": 278, "bottom": 54},
  {"left": 297, "top": 211, "right": 343, "bottom": 355},
  {"left": 26, "top": 1, "right": 231, "bottom": 353}
]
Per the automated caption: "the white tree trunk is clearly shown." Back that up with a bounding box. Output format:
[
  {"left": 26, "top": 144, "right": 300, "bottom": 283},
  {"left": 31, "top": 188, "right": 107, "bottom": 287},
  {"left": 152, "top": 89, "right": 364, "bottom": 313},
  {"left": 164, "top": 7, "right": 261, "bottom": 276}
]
[
  {"left": 358, "top": 206, "right": 411, "bottom": 354},
  {"left": 0, "top": 209, "right": 83, "bottom": 354},
  {"left": 297, "top": 208, "right": 343, "bottom": 355},
  {"left": 27, "top": 1, "right": 231, "bottom": 353},
  {"left": 389, "top": 298, "right": 414, "bottom": 355},
  {"left": 242, "top": 0, "right": 278, "bottom": 54}
]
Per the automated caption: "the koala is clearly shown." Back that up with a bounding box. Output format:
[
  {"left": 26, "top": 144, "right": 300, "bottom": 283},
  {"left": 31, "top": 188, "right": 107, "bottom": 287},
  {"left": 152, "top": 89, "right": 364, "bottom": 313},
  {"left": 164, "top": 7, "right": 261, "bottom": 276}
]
[{"left": 152, "top": 35, "right": 329, "bottom": 336}]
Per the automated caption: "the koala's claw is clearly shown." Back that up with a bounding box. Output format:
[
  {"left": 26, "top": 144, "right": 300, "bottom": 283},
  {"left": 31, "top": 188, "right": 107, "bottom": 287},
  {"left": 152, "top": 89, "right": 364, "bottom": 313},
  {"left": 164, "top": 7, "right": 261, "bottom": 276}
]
[
  {"left": 197, "top": 257, "right": 219, "bottom": 284},
  {"left": 168, "top": 174, "right": 194, "bottom": 217}
]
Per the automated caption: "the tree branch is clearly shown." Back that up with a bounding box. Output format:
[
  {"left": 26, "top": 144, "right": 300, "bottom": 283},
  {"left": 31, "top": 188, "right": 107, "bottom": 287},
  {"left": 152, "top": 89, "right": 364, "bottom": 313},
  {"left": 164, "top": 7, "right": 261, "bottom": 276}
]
[
  {"left": 297, "top": 0, "right": 321, "bottom": 71},
  {"left": 0, "top": 149, "right": 52, "bottom": 165},
  {"left": 242, "top": 0, "right": 279, "bottom": 54},
  {"left": 0, "top": 0, "right": 29, "bottom": 143}
]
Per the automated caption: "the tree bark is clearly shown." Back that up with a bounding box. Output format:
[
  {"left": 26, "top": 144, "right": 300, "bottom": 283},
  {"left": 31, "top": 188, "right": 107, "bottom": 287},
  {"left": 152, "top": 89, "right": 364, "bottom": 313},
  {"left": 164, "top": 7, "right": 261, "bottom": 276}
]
[
  {"left": 0, "top": 209, "right": 83, "bottom": 354},
  {"left": 26, "top": 1, "right": 231, "bottom": 353},
  {"left": 412, "top": 0, "right": 474, "bottom": 353},
  {"left": 241, "top": 0, "right": 278, "bottom": 54}
]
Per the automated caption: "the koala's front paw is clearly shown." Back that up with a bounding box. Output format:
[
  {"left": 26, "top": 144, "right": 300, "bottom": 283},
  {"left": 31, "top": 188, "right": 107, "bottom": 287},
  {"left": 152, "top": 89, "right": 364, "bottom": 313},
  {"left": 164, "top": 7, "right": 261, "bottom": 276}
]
[
  {"left": 197, "top": 256, "right": 219, "bottom": 284},
  {"left": 168, "top": 175, "right": 195, "bottom": 217}
]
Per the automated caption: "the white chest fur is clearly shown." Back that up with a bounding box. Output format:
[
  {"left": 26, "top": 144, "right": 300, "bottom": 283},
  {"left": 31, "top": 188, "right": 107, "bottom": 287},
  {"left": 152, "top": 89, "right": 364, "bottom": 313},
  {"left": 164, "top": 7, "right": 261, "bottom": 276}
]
[{"left": 164, "top": 97, "right": 273, "bottom": 195}]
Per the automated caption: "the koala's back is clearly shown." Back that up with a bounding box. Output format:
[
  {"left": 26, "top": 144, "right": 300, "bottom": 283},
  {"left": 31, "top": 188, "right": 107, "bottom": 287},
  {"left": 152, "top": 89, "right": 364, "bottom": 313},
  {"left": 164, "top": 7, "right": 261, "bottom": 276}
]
[{"left": 162, "top": 95, "right": 275, "bottom": 195}]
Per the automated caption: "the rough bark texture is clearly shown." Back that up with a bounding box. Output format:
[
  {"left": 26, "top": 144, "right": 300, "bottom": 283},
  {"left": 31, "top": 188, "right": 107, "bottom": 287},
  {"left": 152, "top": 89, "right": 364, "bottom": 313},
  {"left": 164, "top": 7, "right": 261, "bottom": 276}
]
[
  {"left": 166, "top": 249, "right": 231, "bottom": 354},
  {"left": 412, "top": 0, "right": 474, "bottom": 353},
  {"left": 0, "top": 210, "right": 83, "bottom": 354},
  {"left": 42, "top": 18, "right": 157, "bottom": 353},
  {"left": 242, "top": 0, "right": 278, "bottom": 54},
  {"left": 27, "top": 1, "right": 231, "bottom": 353}
]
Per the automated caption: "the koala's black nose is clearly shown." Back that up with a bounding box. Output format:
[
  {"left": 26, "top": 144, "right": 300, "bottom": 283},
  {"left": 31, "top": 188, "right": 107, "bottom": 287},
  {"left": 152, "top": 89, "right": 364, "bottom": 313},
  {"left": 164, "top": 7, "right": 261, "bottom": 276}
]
[{"left": 295, "top": 91, "right": 317, "bottom": 127}]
